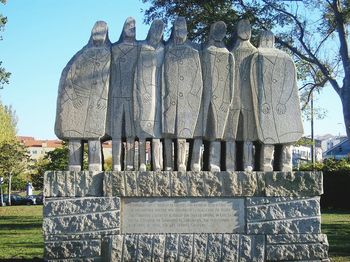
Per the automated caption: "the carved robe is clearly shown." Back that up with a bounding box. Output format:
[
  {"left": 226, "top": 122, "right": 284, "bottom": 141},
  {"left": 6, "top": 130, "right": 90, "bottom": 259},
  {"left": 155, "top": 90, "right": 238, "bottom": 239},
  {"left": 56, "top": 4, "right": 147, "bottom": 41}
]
[
  {"left": 134, "top": 42, "right": 164, "bottom": 139},
  {"left": 162, "top": 43, "right": 203, "bottom": 138},
  {"left": 108, "top": 42, "right": 138, "bottom": 138},
  {"left": 226, "top": 42, "right": 258, "bottom": 141},
  {"left": 201, "top": 46, "right": 234, "bottom": 140},
  {"left": 251, "top": 48, "right": 303, "bottom": 144},
  {"left": 55, "top": 46, "right": 110, "bottom": 140}
]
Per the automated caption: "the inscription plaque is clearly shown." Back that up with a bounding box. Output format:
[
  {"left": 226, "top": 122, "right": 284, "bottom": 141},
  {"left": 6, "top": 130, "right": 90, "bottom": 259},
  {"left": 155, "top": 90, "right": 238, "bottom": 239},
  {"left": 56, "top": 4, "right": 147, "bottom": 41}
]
[{"left": 121, "top": 198, "right": 245, "bottom": 233}]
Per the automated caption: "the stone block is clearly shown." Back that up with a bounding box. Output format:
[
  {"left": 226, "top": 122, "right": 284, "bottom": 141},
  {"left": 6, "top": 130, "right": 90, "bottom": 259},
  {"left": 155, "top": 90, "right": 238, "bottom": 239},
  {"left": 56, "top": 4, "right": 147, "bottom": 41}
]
[
  {"left": 188, "top": 172, "right": 205, "bottom": 196},
  {"left": 137, "top": 171, "right": 154, "bottom": 196},
  {"left": 171, "top": 172, "right": 188, "bottom": 196},
  {"left": 45, "top": 239, "right": 101, "bottom": 260},
  {"left": 266, "top": 234, "right": 329, "bottom": 261},
  {"left": 124, "top": 172, "right": 138, "bottom": 196},
  {"left": 246, "top": 197, "right": 321, "bottom": 234},
  {"left": 264, "top": 171, "right": 323, "bottom": 196},
  {"left": 221, "top": 171, "right": 261, "bottom": 196},
  {"left": 204, "top": 172, "right": 222, "bottom": 196},
  {"left": 102, "top": 234, "right": 265, "bottom": 261},
  {"left": 103, "top": 171, "right": 125, "bottom": 197},
  {"left": 44, "top": 171, "right": 103, "bottom": 197},
  {"left": 43, "top": 197, "right": 120, "bottom": 237},
  {"left": 154, "top": 171, "right": 171, "bottom": 196}
]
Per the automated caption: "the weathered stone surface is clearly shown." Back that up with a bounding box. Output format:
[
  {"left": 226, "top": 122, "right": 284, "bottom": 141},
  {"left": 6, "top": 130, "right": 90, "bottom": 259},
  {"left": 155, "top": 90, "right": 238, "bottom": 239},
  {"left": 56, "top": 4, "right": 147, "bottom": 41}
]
[
  {"left": 266, "top": 234, "right": 329, "bottom": 261},
  {"left": 246, "top": 197, "right": 321, "bottom": 234},
  {"left": 44, "top": 171, "right": 103, "bottom": 197},
  {"left": 103, "top": 171, "right": 125, "bottom": 197},
  {"left": 137, "top": 171, "right": 154, "bottom": 196},
  {"left": 121, "top": 198, "right": 245, "bottom": 234},
  {"left": 44, "top": 196, "right": 119, "bottom": 216},
  {"left": 45, "top": 239, "right": 101, "bottom": 260},
  {"left": 102, "top": 234, "right": 265, "bottom": 261},
  {"left": 221, "top": 171, "right": 260, "bottom": 196},
  {"left": 43, "top": 197, "right": 120, "bottom": 237},
  {"left": 265, "top": 171, "right": 323, "bottom": 196},
  {"left": 154, "top": 171, "right": 171, "bottom": 196},
  {"left": 188, "top": 171, "right": 205, "bottom": 196},
  {"left": 101, "top": 171, "right": 322, "bottom": 197},
  {"left": 171, "top": 171, "right": 188, "bottom": 196}
]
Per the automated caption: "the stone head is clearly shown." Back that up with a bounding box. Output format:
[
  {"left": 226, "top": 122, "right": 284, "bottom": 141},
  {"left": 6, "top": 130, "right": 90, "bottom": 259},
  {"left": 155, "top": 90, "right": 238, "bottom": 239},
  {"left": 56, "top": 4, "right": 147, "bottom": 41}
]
[
  {"left": 147, "top": 19, "right": 164, "bottom": 46},
  {"left": 236, "top": 19, "right": 251, "bottom": 41},
  {"left": 121, "top": 17, "right": 136, "bottom": 42},
  {"left": 91, "top": 21, "right": 108, "bottom": 46},
  {"left": 173, "top": 17, "right": 188, "bottom": 44},
  {"left": 209, "top": 21, "right": 227, "bottom": 42},
  {"left": 259, "top": 30, "right": 275, "bottom": 48}
]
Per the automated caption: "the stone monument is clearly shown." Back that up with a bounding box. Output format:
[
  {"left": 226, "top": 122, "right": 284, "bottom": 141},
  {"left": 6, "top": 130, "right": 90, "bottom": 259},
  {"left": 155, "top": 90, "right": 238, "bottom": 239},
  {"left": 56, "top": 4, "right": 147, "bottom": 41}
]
[
  {"left": 54, "top": 21, "right": 111, "bottom": 172},
  {"left": 44, "top": 17, "right": 329, "bottom": 261}
]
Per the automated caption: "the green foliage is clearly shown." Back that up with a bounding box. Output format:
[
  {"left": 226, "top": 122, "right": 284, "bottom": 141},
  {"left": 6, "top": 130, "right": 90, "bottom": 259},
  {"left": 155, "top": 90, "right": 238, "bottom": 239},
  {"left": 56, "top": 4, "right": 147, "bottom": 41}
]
[
  {"left": 298, "top": 158, "right": 350, "bottom": 172},
  {"left": 104, "top": 157, "right": 112, "bottom": 171},
  {"left": 0, "top": 102, "right": 17, "bottom": 145}
]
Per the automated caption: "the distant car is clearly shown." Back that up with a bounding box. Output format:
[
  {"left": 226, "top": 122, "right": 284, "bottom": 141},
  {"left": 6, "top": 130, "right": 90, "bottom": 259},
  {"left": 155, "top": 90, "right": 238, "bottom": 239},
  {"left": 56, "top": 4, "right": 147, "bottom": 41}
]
[
  {"left": 24, "top": 195, "right": 37, "bottom": 205},
  {"left": 2, "top": 194, "right": 26, "bottom": 205},
  {"left": 35, "top": 193, "right": 43, "bottom": 205}
]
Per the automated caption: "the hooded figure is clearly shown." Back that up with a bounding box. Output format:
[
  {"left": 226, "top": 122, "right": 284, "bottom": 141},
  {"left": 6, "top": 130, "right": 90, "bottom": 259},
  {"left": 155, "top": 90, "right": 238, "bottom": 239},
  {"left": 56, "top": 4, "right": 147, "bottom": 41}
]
[
  {"left": 162, "top": 17, "right": 203, "bottom": 172},
  {"left": 200, "top": 21, "right": 235, "bottom": 171},
  {"left": 226, "top": 19, "right": 258, "bottom": 171},
  {"left": 107, "top": 17, "right": 138, "bottom": 171},
  {"left": 55, "top": 21, "right": 111, "bottom": 171},
  {"left": 251, "top": 30, "right": 303, "bottom": 171},
  {"left": 134, "top": 19, "right": 165, "bottom": 171}
]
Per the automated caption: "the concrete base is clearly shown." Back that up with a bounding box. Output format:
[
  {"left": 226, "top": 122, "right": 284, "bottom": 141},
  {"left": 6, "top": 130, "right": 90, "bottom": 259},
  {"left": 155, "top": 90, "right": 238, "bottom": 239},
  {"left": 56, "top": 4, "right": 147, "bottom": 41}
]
[{"left": 43, "top": 171, "right": 329, "bottom": 261}]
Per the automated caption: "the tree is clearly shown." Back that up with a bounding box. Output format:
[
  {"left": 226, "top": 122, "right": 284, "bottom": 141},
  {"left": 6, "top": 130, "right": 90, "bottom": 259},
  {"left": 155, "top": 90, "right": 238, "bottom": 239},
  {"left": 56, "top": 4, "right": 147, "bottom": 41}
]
[
  {"left": 141, "top": 0, "right": 350, "bottom": 138},
  {"left": 0, "top": 0, "right": 10, "bottom": 88},
  {"left": 0, "top": 102, "right": 16, "bottom": 144},
  {"left": 0, "top": 141, "right": 29, "bottom": 205}
]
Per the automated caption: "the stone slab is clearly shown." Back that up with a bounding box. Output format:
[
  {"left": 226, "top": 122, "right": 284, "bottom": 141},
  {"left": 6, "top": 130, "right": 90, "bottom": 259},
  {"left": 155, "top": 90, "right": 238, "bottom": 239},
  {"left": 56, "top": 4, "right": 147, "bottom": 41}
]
[
  {"left": 264, "top": 171, "right": 323, "bottom": 196},
  {"left": 43, "top": 197, "right": 120, "bottom": 237},
  {"left": 45, "top": 239, "right": 101, "bottom": 260},
  {"left": 102, "top": 234, "right": 265, "bottom": 261},
  {"left": 103, "top": 171, "right": 323, "bottom": 197},
  {"left": 121, "top": 198, "right": 245, "bottom": 233},
  {"left": 246, "top": 197, "right": 321, "bottom": 234},
  {"left": 44, "top": 171, "right": 104, "bottom": 197},
  {"left": 266, "top": 234, "right": 329, "bottom": 261}
]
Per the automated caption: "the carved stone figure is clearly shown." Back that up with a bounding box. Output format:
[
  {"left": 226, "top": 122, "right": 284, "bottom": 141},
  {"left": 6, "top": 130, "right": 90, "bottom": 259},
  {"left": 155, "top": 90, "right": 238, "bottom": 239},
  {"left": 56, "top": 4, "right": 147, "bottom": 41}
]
[
  {"left": 162, "top": 17, "right": 203, "bottom": 172},
  {"left": 227, "top": 19, "right": 258, "bottom": 171},
  {"left": 201, "top": 21, "right": 234, "bottom": 171},
  {"left": 251, "top": 30, "right": 303, "bottom": 171},
  {"left": 108, "top": 17, "right": 138, "bottom": 171},
  {"left": 134, "top": 19, "right": 165, "bottom": 171},
  {"left": 55, "top": 21, "right": 111, "bottom": 172}
]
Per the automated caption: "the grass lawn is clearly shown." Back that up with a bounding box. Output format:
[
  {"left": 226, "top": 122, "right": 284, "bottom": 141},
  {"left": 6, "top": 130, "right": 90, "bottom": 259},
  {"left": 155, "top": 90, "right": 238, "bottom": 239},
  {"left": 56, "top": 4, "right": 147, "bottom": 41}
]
[
  {"left": 0, "top": 205, "right": 43, "bottom": 261},
  {"left": 0, "top": 206, "right": 349, "bottom": 261}
]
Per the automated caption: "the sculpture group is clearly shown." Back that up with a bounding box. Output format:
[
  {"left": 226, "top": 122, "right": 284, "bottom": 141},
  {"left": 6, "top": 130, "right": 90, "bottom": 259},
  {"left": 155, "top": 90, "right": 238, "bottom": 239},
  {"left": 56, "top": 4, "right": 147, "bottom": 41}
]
[{"left": 55, "top": 17, "right": 303, "bottom": 173}]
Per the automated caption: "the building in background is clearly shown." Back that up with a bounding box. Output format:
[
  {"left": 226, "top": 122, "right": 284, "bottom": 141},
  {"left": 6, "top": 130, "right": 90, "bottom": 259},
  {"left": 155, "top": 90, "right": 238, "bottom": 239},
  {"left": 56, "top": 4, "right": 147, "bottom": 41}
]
[{"left": 323, "top": 138, "right": 350, "bottom": 160}]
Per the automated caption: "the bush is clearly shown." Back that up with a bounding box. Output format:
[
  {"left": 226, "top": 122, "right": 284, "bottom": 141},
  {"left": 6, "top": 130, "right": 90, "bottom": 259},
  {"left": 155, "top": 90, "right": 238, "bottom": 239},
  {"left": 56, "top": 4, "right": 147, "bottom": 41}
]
[{"left": 298, "top": 158, "right": 350, "bottom": 209}]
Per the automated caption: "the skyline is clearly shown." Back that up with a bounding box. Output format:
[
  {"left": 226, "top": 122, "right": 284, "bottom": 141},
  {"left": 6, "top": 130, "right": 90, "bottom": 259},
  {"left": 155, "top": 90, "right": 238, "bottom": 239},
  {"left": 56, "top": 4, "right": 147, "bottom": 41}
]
[{"left": 0, "top": 0, "right": 347, "bottom": 139}]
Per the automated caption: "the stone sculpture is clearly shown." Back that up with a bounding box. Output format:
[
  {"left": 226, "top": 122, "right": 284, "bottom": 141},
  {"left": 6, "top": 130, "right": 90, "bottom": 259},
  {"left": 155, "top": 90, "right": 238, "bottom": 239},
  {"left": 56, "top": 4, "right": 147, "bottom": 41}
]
[
  {"left": 54, "top": 21, "right": 111, "bottom": 172},
  {"left": 251, "top": 30, "right": 303, "bottom": 171},
  {"left": 227, "top": 19, "right": 258, "bottom": 171},
  {"left": 48, "top": 18, "right": 330, "bottom": 262},
  {"left": 134, "top": 19, "right": 165, "bottom": 171},
  {"left": 201, "top": 21, "right": 234, "bottom": 171},
  {"left": 108, "top": 17, "right": 138, "bottom": 171},
  {"left": 162, "top": 17, "right": 203, "bottom": 172}
]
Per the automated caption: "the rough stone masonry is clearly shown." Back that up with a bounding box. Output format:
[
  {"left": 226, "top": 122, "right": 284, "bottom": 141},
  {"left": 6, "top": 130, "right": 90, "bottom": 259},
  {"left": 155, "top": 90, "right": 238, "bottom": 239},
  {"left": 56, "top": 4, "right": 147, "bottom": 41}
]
[{"left": 46, "top": 16, "right": 329, "bottom": 261}]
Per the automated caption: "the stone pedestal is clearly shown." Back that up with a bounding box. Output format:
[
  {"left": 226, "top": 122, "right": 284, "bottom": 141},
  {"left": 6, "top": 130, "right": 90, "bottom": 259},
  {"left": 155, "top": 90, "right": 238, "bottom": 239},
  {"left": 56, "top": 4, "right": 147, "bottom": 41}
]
[{"left": 43, "top": 171, "right": 329, "bottom": 261}]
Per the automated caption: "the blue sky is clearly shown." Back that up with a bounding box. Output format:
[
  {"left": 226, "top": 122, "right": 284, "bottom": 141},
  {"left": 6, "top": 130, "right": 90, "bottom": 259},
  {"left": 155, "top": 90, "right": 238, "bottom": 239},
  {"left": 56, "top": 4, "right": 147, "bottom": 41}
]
[{"left": 0, "top": 0, "right": 346, "bottom": 139}]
